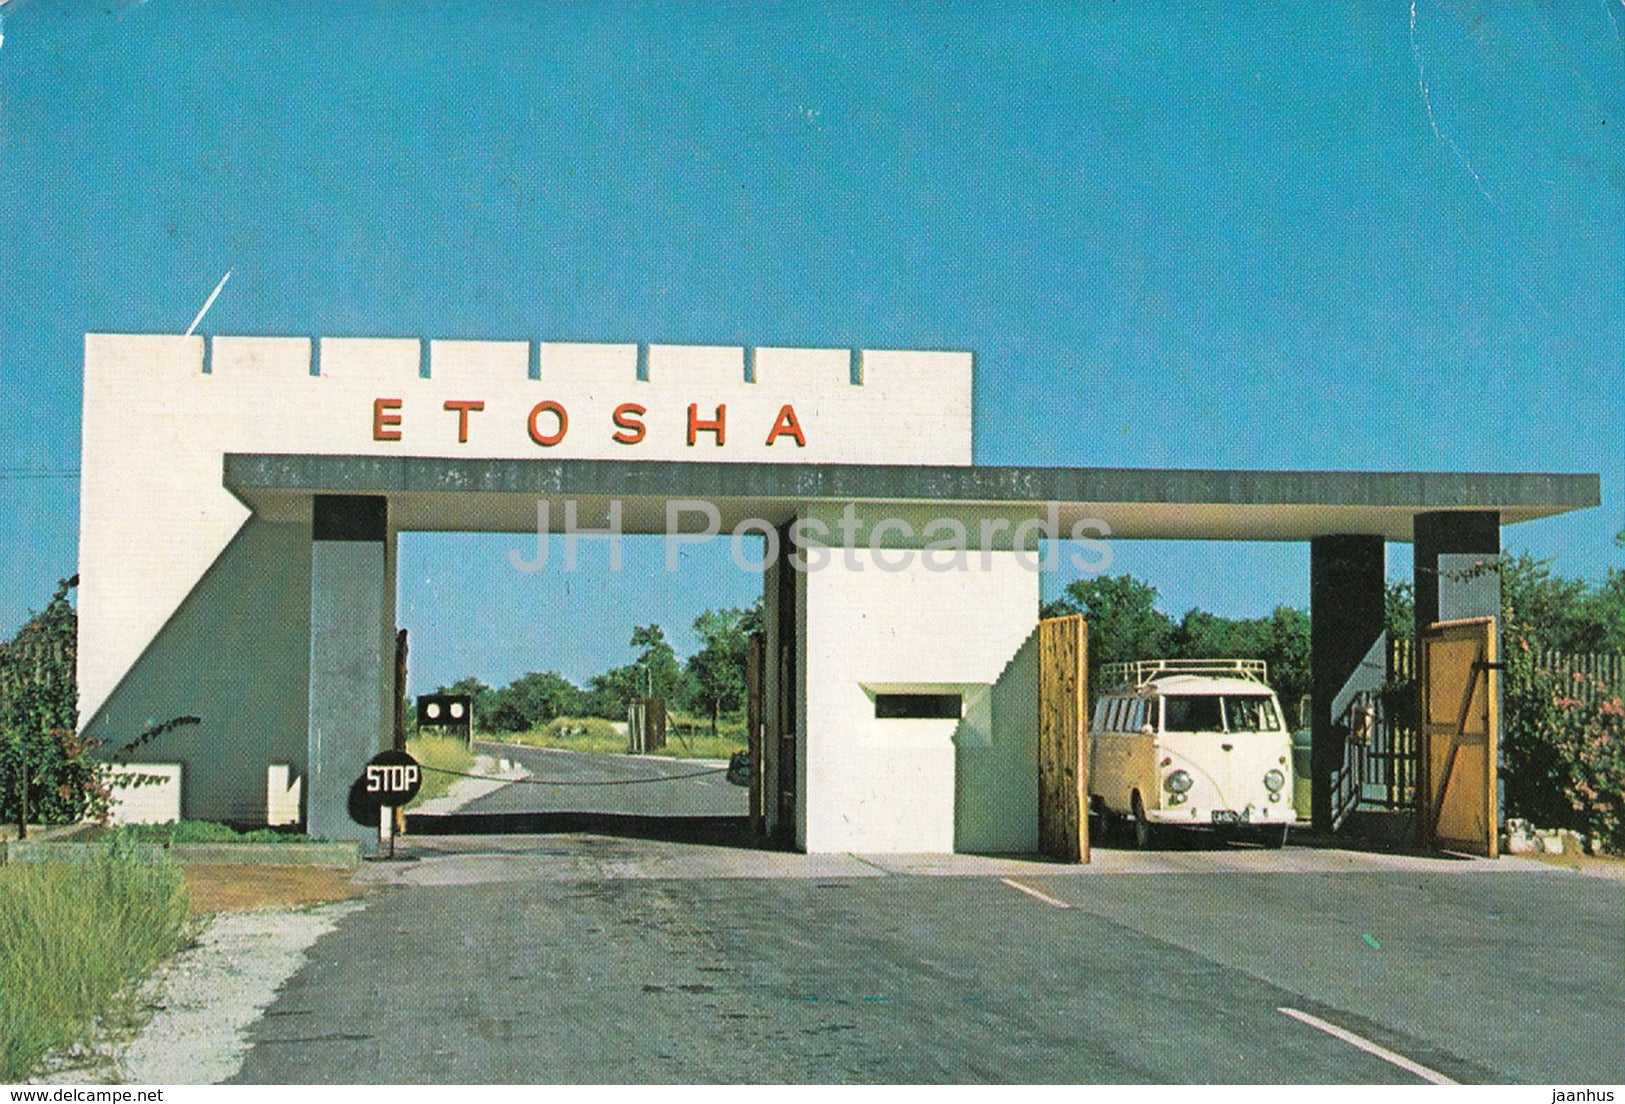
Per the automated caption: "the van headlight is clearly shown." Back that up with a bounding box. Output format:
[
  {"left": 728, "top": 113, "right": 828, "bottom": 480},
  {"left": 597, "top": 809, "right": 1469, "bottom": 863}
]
[
  {"left": 1164, "top": 770, "right": 1193, "bottom": 794},
  {"left": 1264, "top": 769, "right": 1286, "bottom": 795}
]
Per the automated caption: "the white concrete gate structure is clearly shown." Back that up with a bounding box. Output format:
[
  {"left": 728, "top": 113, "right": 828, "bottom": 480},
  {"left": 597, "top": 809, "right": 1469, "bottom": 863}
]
[{"left": 78, "top": 333, "right": 1599, "bottom": 853}]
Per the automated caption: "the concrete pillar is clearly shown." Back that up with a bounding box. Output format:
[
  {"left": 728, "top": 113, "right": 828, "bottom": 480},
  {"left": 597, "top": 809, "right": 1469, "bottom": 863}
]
[
  {"left": 1414, "top": 511, "right": 1502, "bottom": 632},
  {"left": 1309, "top": 535, "right": 1386, "bottom": 833},
  {"left": 761, "top": 544, "right": 782, "bottom": 842},
  {"left": 307, "top": 495, "right": 392, "bottom": 845}
]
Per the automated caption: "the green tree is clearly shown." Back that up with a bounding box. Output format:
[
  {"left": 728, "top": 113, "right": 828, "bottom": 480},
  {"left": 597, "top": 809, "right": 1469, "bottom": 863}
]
[
  {"left": 1172, "top": 606, "right": 1310, "bottom": 724},
  {"left": 1497, "top": 552, "right": 1604, "bottom": 653},
  {"left": 629, "top": 624, "right": 687, "bottom": 701},
  {"left": 433, "top": 677, "right": 498, "bottom": 730},
  {"left": 486, "top": 671, "right": 583, "bottom": 733},
  {"left": 1042, "top": 575, "right": 1175, "bottom": 673},
  {"left": 579, "top": 625, "right": 691, "bottom": 719},
  {"left": 1384, "top": 579, "right": 1415, "bottom": 641},
  {"left": 582, "top": 665, "right": 645, "bottom": 719},
  {"left": 684, "top": 604, "right": 760, "bottom": 736},
  {"left": 1582, "top": 532, "right": 1625, "bottom": 654}
]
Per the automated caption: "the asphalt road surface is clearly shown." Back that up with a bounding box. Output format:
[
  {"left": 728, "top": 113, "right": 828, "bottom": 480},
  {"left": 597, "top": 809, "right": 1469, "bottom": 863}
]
[
  {"left": 228, "top": 830, "right": 1623, "bottom": 1085},
  {"left": 453, "top": 742, "right": 745, "bottom": 819}
]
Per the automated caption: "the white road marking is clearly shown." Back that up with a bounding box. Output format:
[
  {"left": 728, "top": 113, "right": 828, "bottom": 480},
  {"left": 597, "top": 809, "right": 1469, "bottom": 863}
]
[
  {"left": 998, "top": 877, "right": 1072, "bottom": 909},
  {"left": 1277, "top": 1007, "right": 1456, "bottom": 1084}
]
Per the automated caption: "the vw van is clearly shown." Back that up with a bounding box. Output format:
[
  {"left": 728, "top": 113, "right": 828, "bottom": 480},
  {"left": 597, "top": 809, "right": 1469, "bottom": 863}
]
[{"left": 1089, "top": 659, "right": 1294, "bottom": 848}]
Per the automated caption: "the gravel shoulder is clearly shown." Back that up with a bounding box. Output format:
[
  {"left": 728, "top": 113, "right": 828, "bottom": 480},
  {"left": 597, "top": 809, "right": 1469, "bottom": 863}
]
[{"left": 37, "top": 895, "right": 369, "bottom": 1085}]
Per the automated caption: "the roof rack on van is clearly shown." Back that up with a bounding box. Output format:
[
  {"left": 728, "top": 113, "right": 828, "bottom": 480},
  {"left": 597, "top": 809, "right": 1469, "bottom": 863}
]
[{"left": 1098, "top": 658, "right": 1270, "bottom": 688}]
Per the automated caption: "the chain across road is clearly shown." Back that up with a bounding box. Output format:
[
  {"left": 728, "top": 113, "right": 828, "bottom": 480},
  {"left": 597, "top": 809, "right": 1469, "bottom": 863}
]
[{"left": 418, "top": 763, "right": 730, "bottom": 787}]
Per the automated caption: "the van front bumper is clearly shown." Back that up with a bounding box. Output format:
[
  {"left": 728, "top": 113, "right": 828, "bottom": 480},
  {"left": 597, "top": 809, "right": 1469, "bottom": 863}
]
[{"left": 1149, "top": 804, "right": 1294, "bottom": 827}]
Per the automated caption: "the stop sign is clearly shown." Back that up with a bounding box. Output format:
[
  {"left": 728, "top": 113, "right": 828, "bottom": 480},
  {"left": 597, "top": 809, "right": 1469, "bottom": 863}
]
[{"left": 347, "top": 749, "right": 423, "bottom": 825}]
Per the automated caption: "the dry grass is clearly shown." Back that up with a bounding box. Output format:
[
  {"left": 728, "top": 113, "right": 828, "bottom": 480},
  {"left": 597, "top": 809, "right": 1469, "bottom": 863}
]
[
  {"left": 181, "top": 865, "right": 367, "bottom": 916},
  {"left": 498, "top": 715, "right": 744, "bottom": 761},
  {"left": 1518, "top": 847, "right": 1625, "bottom": 880}
]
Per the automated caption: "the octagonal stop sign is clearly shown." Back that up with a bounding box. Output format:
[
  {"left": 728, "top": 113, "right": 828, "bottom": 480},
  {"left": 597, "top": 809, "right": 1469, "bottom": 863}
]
[{"left": 347, "top": 749, "right": 423, "bottom": 826}]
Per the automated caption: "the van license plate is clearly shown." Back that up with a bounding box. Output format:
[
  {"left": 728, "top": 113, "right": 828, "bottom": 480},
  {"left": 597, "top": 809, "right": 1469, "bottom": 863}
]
[{"left": 1211, "top": 810, "right": 1248, "bottom": 825}]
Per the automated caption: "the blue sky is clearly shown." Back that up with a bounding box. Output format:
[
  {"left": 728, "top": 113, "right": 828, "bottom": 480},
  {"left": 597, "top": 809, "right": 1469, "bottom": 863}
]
[{"left": 1, "top": 1, "right": 1620, "bottom": 693}]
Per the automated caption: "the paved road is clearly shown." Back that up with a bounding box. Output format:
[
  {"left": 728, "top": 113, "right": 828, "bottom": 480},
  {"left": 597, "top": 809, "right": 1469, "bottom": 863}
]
[
  {"left": 229, "top": 835, "right": 1623, "bottom": 1084},
  {"left": 451, "top": 742, "right": 745, "bottom": 819}
]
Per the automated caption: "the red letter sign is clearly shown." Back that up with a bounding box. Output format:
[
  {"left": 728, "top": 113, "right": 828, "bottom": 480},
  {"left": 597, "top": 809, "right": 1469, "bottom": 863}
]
[
  {"left": 443, "top": 399, "right": 485, "bottom": 444},
  {"left": 765, "top": 404, "right": 806, "bottom": 447},
  {"left": 612, "top": 403, "right": 647, "bottom": 445},
  {"left": 373, "top": 398, "right": 403, "bottom": 442},
  {"left": 687, "top": 403, "right": 726, "bottom": 447},
  {"left": 528, "top": 400, "right": 568, "bottom": 446}
]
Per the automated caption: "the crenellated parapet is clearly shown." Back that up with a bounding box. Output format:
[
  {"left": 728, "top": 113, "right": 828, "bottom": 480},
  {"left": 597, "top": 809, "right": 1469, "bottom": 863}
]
[{"left": 78, "top": 334, "right": 972, "bottom": 724}]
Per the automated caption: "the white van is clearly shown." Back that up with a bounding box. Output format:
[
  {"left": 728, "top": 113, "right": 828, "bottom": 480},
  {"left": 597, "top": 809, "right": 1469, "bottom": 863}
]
[{"left": 1089, "top": 659, "right": 1294, "bottom": 848}]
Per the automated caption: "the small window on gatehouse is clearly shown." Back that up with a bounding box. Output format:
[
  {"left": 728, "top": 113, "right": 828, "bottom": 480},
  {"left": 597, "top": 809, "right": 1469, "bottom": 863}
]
[{"left": 875, "top": 693, "right": 964, "bottom": 720}]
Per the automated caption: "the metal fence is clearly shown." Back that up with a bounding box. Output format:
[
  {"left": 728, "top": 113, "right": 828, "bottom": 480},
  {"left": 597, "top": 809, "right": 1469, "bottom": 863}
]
[
  {"left": 1338, "top": 640, "right": 1625, "bottom": 820},
  {"left": 1524, "top": 651, "right": 1625, "bottom": 703}
]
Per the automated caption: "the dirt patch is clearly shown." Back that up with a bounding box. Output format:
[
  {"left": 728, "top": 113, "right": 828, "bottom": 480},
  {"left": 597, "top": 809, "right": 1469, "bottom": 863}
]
[
  {"left": 183, "top": 864, "right": 367, "bottom": 915},
  {"left": 1519, "top": 849, "right": 1625, "bottom": 881}
]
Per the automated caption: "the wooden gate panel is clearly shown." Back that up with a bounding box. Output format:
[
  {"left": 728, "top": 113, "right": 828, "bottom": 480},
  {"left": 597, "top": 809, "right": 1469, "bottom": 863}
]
[
  {"left": 1419, "top": 617, "right": 1499, "bottom": 858},
  {"left": 1038, "top": 615, "right": 1089, "bottom": 863}
]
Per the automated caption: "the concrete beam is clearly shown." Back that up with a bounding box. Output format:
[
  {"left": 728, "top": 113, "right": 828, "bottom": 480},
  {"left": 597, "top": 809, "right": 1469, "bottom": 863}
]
[{"left": 223, "top": 454, "right": 1600, "bottom": 543}]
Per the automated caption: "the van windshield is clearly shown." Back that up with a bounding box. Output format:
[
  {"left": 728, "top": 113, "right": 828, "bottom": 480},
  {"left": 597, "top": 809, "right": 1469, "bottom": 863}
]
[
  {"left": 1162, "top": 695, "right": 1223, "bottom": 732},
  {"left": 1161, "top": 694, "right": 1282, "bottom": 733},
  {"left": 1223, "top": 695, "right": 1282, "bottom": 732}
]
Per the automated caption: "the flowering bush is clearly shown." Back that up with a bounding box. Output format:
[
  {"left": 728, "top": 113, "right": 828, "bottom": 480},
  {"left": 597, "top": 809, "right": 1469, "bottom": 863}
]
[
  {"left": 1502, "top": 616, "right": 1625, "bottom": 854},
  {"left": 1, "top": 579, "right": 203, "bottom": 834}
]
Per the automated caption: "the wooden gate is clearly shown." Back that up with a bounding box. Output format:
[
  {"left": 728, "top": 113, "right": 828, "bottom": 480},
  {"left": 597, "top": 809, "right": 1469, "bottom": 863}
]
[
  {"left": 1418, "top": 617, "right": 1500, "bottom": 858},
  {"left": 1038, "top": 615, "right": 1089, "bottom": 862}
]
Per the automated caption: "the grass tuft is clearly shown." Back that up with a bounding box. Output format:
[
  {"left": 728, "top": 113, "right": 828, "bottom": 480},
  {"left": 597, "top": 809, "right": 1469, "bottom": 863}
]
[
  {"left": 0, "top": 841, "right": 191, "bottom": 1081},
  {"left": 98, "top": 820, "right": 307, "bottom": 844},
  {"left": 405, "top": 734, "right": 475, "bottom": 808}
]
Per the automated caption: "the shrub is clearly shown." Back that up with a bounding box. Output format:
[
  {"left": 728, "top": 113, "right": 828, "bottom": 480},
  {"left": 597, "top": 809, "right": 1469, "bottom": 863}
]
[
  {"left": 1504, "top": 622, "right": 1625, "bottom": 854},
  {"left": 0, "top": 578, "right": 98, "bottom": 830},
  {"left": 503, "top": 716, "right": 626, "bottom": 753},
  {"left": 0, "top": 579, "right": 197, "bottom": 832},
  {"left": 0, "top": 841, "right": 191, "bottom": 1080},
  {"left": 100, "top": 820, "right": 306, "bottom": 844}
]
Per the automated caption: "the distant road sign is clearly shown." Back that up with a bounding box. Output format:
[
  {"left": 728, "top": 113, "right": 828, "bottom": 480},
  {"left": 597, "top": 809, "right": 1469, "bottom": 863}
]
[{"left": 417, "top": 694, "right": 473, "bottom": 741}]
